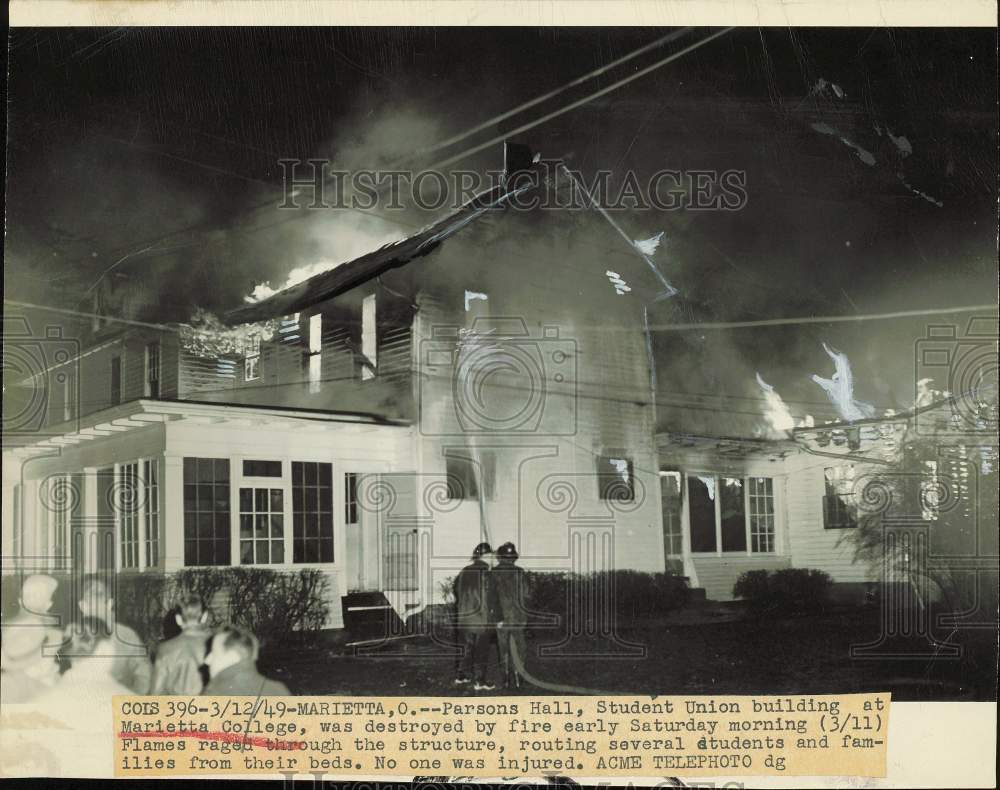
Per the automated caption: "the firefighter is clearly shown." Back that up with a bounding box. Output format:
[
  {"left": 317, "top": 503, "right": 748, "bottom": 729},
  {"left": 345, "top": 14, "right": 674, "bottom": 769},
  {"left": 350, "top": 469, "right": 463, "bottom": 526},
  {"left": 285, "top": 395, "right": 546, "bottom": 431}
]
[
  {"left": 452, "top": 542, "right": 499, "bottom": 690},
  {"left": 493, "top": 542, "right": 529, "bottom": 689}
]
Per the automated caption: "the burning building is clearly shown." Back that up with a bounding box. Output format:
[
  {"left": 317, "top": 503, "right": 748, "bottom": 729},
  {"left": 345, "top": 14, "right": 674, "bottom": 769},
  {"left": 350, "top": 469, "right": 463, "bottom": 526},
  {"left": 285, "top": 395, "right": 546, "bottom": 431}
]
[{"left": 2, "top": 144, "right": 670, "bottom": 629}]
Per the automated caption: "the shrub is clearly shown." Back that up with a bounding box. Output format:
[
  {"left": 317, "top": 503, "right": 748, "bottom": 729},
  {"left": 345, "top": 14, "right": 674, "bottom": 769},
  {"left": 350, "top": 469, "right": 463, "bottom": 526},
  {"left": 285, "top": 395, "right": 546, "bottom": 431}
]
[
  {"left": 733, "top": 568, "right": 833, "bottom": 615},
  {"left": 114, "top": 573, "right": 172, "bottom": 645},
  {"left": 526, "top": 570, "right": 689, "bottom": 627},
  {"left": 225, "top": 567, "right": 330, "bottom": 648}
]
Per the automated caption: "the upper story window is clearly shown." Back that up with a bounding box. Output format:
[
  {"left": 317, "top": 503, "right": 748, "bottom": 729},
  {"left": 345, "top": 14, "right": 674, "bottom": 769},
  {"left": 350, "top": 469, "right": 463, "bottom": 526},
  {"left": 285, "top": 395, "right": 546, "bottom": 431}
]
[
  {"left": 597, "top": 455, "right": 634, "bottom": 502},
  {"left": 61, "top": 370, "right": 75, "bottom": 423},
  {"left": 823, "top": 465, "right": 858, "bottom": 529},
  {"left": 110, "top": 356, "right": 122, "bottom": 405},
  {"left": 244, "top": 334, "right": 261, "bottom": 381},
  {"left": 307, "top": 313, "right": 322, "bottom": 393},
  {"left": 144, "top": 341, "right": 161, "bottom": 398},
  {"left": 361, "top": 293, "right": 377, "bottom": 381}
]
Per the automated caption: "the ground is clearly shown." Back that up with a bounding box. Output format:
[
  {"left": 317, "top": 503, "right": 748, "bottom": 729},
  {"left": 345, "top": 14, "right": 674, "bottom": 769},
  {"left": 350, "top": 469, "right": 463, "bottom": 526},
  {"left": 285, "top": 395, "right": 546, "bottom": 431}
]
[{"left": 260, "top": 606, "right": 999, "bottom": 702}]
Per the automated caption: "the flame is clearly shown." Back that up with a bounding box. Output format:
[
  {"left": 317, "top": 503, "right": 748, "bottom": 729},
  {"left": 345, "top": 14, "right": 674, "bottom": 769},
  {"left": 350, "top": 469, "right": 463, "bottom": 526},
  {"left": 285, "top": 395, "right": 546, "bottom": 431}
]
[
  {"left": 245, "top": 259, "right": 344, "bottom": 304},
  {"left": 810, "top": 342, "right": 876, "bottom": 422},
  {"left": 179, "top": 308, "right": 279, "bottom": 359},
  {"left": 755, "top": 372, "right": 796, "bottom": 435}
]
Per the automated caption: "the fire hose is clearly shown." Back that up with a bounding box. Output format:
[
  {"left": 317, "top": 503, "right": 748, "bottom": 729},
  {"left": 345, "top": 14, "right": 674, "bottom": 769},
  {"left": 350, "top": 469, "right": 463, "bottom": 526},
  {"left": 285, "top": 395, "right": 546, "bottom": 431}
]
[{"left": 502, "top": 624, "right": 634, "bottom": 697}]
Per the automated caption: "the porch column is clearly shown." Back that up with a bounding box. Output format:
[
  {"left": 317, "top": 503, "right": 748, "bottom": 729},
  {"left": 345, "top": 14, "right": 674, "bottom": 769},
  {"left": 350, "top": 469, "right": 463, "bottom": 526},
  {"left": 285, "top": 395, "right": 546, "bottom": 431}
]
[
  {"left": 679, "top": 474, "right": 699, "bottom": 588},
  {"left": 79, "top": 467, "right": 99, "bottom": 574},
  {"left": 162, "top": 455, "right": 185, "bottom": 571},
  {"left": 21, "top": 479, "right": 40, "bottom": 569}
]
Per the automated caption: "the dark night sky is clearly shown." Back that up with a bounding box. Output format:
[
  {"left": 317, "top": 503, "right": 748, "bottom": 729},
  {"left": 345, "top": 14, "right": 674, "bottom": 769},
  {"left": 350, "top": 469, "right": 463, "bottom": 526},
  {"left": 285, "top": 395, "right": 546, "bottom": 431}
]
[{"left": 5, "top": 27, "right": 998, "bottom": 434}]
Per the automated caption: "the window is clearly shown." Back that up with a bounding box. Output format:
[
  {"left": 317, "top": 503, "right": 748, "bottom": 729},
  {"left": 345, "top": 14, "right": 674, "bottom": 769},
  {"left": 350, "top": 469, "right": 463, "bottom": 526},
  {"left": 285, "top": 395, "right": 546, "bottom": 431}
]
[
  {"left": 597, "top": 456, "right": 634, "bottom": 502},
  {"left": 720, "top": 477, "right": 747, "bottom": 552},
  {"left": 239, "top": 487, "right": 285, "bottom": 564},
  {"left": 688, "top": 473, "right": 777, "bottom": 554},
  {"left": 62, "top": 371, "right": 74, "bottom": 422},
  {"left": 748, "top": 477, "right": 776, "bottom": 552},
  {"left": 345, "top": 472, "right": 359, "bottom": 525},
  {"left": 243, "top": 460, "right": 282, "bottom": 477},
  {"left": 118, "top": 462, "right": 140, "bottom": 569},
  {"left": 444, "top": 450, "right": 496, "bottom": 499},
  {"left": 183, "top": 458, "right": 231, "bottom": 566},
  {"left": 688, "top": 475, "right": 717, "bottom": 552},
  {"left": 660, "top": 471, "right": 683, "bottom": 559},
  {"left": 144, "top": 460, "right": 160, "bottom": 567},
  {"left": 823, "top": 465, "right": 858, "bottom": 529},
  {"left": 145, "top": 342, "right": 161, "bottom": 398},
  {"left": 361, "top": 293, "right": 377, "bottom": 381},
  {"left": 918, "top": 460, "right": 940, "bottom": 521},
  {"left": 110, "top": 356, "right": 122, "bottom": 405},
  {"left": 292, "top": 461, "right": 334, "bottom": 563},
  {"left": 244, "top": 334, "right": 261, "bottom": 381},
  {"left": 307, "top": 314, "right": 322, "bottom": 393}
]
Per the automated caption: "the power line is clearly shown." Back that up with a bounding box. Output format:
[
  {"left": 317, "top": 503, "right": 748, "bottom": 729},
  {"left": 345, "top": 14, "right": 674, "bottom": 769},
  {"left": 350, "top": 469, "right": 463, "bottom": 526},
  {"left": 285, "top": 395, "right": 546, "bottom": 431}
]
[
  {"left": 647, "top": 303, "right": 999, "bottom": 331},
  {"left": 427, "top": 28, "right": 735, "bottom": 173}
]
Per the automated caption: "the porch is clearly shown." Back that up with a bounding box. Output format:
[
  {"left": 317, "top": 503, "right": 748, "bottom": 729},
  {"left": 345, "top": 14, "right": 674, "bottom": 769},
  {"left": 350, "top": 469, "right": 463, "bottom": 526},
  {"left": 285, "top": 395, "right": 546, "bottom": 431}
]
[{"left": 2, "top": 399, "right": 414, "bottom": 630}]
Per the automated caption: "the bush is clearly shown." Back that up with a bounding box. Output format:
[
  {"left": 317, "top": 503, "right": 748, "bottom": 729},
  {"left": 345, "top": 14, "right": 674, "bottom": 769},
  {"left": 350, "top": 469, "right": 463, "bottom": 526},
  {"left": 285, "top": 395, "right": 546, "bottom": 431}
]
[
  {"left": 115, "top": 573, "right": 172, "bottom": 645},
  {"left": 226, "top": 567, "right": 330, "bottom": 648},
  {"left": 526, "top": 570, "right": 689, "bottom": 626},
  {"left": 733, "top": 568, "right": 833, "bottom": 615}
]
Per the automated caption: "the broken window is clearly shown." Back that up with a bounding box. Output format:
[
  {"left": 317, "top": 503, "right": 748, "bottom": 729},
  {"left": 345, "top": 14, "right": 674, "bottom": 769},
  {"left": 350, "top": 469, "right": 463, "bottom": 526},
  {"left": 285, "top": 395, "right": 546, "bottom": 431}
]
[
  {"left": 823, "top": 465, "right": 858, "bottom": 529},
  {"left": 144, "top": 341, "right": 160, "bottom": 398},
  {"left": 920, "top": 460, "right": 940, "bottom": 521},
  {"left": 307, "top": 313, "right": 322, "bottom": 393},
  {"left": 361, "top": 293, "right": 376, "bottom": 380},
  {"left": 823, "top": 465, "right": 857, "bottom": 528},
  {"left": 597, "top": 455, "right": 634, "bottom": 501},
  {"left": 244, "top": 334, "right": 261, "bottom": 381},
  {"left": 720, "top": 477, "right": 747, "bottom": 552},
  {"left": 688, "top": 475, "right": 717, "bottom": 552}
]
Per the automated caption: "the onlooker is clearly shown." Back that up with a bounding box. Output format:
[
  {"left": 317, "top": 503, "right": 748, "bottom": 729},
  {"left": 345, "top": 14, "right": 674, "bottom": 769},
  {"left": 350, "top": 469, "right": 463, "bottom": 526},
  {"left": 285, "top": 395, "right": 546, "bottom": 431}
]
[
  {"left": 453, "top": 542, "right": 500, "bottom": 691},
  {"left": 72, "top": 574, "right": 151, "bottom": 694},
  {"left": 149, "top": 596, "right": 213, "bottom": 696},
  {"left": 203, "top": 625, "right": 289, "bottom": 696},
  {"left": 0, "top": 622, "right": 61, "bottom": 703},
  {"left": 1, "top": 574, "right": 64, "bottom": 702},
  {"left": 493, "top": 542, "right": 529, "bottom": 689},
  {"left": 30, "top": 616, "right": 132, "bottom": 769}
]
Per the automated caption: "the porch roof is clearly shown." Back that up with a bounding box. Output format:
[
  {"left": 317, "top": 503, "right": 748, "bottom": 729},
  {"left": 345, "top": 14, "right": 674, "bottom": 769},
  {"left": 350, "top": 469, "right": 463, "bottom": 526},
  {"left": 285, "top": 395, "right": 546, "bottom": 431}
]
[
  {"left": 657, "top": 431, "right": 797, "bottom": 462},
  {"left": 4, "top": 398, "right": 409, "bottom": 459}
]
